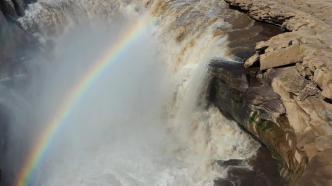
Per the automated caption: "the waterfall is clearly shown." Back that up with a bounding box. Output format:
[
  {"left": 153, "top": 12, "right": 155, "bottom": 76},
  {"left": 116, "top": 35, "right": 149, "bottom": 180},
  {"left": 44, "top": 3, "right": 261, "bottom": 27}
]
[{"left": 0, "top": 0, "right": 260, "bottom": 185}]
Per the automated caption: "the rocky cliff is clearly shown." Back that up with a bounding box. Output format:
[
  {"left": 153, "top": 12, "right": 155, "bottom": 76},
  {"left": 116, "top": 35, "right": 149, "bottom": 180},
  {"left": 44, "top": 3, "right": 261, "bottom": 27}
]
[{"left": 211, "top": 0, "right": 332, "bottom": 185}]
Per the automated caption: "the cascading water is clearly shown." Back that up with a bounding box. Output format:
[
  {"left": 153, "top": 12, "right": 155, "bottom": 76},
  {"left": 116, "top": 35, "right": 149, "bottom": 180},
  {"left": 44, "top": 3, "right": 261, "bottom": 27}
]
[{"left": 0, "top": 0, "right": 262, "bottom": 185}]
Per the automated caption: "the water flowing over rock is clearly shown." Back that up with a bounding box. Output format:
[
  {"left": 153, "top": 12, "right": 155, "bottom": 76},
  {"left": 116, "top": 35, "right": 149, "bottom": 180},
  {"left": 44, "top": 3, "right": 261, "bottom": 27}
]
[
  {"left": 18, "top": 0, "right": 144, "bottom": 38},
  {"left": 1, "top": 0, "right": 331, "bottom": 185},
  {"left": 1, "top": 0, "right": 273, "bottom": 185}
]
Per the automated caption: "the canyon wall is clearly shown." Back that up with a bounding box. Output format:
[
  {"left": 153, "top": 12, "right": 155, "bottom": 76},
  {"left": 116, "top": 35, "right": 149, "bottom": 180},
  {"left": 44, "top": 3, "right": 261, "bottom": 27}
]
[{"left": 214, "top": 0, "right": 332, "bottom": 185}]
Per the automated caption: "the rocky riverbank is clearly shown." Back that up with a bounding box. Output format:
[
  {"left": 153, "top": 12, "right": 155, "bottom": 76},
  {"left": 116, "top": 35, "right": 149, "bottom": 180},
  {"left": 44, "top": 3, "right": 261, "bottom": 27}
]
[{"left": 213, "top": 0, "right": 332, "bottom": 185}]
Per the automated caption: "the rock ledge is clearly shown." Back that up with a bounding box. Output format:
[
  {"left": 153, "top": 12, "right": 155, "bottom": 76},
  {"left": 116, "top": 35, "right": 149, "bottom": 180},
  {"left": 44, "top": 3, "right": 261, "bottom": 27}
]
[{"left": 224, "top": 0, "right": 332, "bottom": 185}]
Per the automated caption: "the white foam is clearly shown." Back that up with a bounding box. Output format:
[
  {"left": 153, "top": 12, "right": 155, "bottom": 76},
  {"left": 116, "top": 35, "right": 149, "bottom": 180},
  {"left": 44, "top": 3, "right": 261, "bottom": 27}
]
[{"left": 10, "top": 1, "right": 260, "bottom": 185}]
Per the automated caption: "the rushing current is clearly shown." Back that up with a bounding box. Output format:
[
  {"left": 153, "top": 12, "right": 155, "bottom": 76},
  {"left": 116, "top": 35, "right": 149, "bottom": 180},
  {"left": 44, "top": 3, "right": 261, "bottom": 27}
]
[{"left": 0, "top": 0, "right": 260, "bottom": 185}]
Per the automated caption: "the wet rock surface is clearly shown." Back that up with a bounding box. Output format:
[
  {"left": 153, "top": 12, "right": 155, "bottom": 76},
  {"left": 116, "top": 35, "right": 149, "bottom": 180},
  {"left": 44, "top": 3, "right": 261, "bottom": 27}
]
[
  {"left": 221, "top": 0, "right": 332, "bottom": 185},
  {"left": 214, "top": 147, "right": 285, "bottom": 186},
  {"left": 209, "top": 59, "right": 307, "bottom": 185}
]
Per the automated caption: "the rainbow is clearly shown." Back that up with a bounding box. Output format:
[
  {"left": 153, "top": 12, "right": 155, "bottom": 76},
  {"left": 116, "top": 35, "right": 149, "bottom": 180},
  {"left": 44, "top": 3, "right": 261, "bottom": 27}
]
[{"left": 15, "top": 15, "right": 154, "bottom": 186}]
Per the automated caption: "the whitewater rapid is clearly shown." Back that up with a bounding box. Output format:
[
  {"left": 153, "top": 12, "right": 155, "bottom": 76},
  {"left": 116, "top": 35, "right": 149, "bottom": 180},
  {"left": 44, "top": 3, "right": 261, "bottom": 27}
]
[{"left": 1, "top": 0, "right": 260, "bottom": 185}]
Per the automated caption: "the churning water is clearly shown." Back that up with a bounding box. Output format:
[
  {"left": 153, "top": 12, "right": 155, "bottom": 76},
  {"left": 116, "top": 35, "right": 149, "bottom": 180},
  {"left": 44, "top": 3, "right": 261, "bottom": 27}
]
[{"left": 0, "top": 0, "right": 260, "bottom": 185}]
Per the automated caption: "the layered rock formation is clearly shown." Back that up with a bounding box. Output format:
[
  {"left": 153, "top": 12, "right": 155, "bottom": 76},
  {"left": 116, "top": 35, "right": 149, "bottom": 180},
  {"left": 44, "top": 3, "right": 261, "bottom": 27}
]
[{"left": 214, "top": 0, "right": 332, "bottom": 185}]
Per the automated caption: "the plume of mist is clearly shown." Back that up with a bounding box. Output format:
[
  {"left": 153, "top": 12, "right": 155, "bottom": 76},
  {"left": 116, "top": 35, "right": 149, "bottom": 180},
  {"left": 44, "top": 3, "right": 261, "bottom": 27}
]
[
  {"left": 2, "top": 15, "right": 187, "bottom": 185},
  {"left": 0, "top": 1, "right": 261, "bottom": 185}
]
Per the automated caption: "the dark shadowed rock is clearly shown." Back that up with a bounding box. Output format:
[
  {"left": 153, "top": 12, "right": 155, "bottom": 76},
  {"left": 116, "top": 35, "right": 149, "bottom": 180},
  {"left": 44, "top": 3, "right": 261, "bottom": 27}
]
[
  {"left": 12, "top": 0, "right": 26, "bottom": 17},
  {"left": 209, "top": 59, "right": 307, "bottom": 184},
  {"left": 1, "top": 0, "right": 28, "bottom": 19},
  {"left": 214, "top": 178, "right": 234, "bottom": 186},
  {"left": 214, "top": 148, "right": 285, "bottom": 186},
  {"left": 216, "top": 159, "right": 244, "bottom": 167},
  {"left": 0, "top": 0, "right": 20, "bottom": 20},
  {"left": 24, "top": 0, "right": 36, "bottom": 3}
]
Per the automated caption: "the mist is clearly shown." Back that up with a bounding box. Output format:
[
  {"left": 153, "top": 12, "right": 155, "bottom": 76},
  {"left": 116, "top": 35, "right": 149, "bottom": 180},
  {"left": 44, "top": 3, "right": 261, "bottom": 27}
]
[
  {"left": 0, "top": 2, "right": 261, "bottom": 185},
  {"left": 3, "top": 15, "right": 186, "bottom": 185}
]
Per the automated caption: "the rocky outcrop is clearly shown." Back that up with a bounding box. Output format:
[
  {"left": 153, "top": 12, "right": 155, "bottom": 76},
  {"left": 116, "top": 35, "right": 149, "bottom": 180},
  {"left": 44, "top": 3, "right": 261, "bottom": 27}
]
[
  {"left": 221, "top": 0, "right": 332, "bottom": 185},
  {"left": 209, "top": 60, "right": 307, "bottom": 185}
]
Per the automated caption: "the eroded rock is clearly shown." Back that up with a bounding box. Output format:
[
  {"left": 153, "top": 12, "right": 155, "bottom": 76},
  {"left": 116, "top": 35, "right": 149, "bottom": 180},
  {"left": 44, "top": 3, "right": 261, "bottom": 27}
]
[
  {"left": 224, "top": 0, "right": 332, "bottom": 185},
  {"left": 260, "top": 44, "right": 303, "bottom": 70},
  {"left": 209, "top": 59, "right": 307, "bottom": 185}
]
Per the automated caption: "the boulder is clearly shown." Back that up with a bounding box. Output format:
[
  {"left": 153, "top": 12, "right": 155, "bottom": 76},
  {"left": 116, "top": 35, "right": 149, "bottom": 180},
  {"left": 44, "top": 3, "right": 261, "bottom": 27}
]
[{"left": 260, "top": 44, "right": 303, "bottom": 70}]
